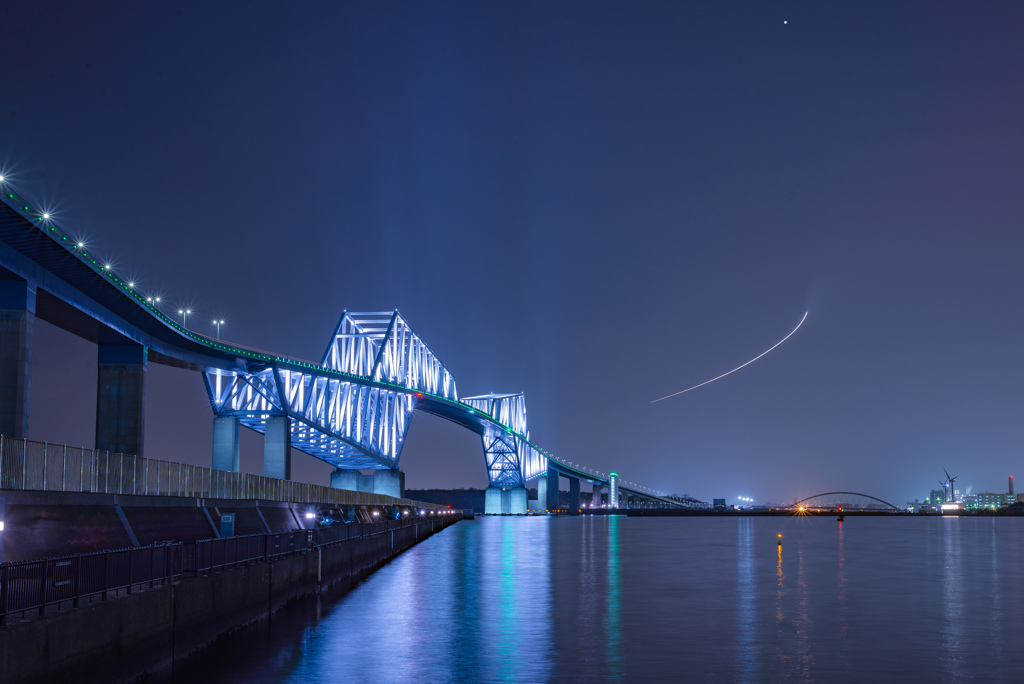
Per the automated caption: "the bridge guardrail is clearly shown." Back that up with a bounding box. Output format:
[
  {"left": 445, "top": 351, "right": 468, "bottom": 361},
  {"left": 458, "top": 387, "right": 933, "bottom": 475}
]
[
  {"left": 0, "top": 516, "right": 461, "bottom": 625},
  {"left": 183, "top": 516, "right": 459, "bottom": 576},
  {"left": 0, "top": 543, "right": 182, "bottom": 627},
  {"left": 0, "top": 435, "right": 443, "bottom": 511}
]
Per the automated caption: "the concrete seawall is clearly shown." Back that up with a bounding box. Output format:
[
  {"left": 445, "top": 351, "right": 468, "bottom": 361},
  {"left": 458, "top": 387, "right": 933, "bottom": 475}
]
[{"left": 0, "top": 516, "right": 460, "bottom": 683}]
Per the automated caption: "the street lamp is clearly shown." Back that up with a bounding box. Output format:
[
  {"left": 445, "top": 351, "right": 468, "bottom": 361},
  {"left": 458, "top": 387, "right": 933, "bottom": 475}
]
[
  {"left": 213, "top": 319, "right": 225, "bottom": 340},
  {"left": 178, "top": 308, "right": 192, "bottom": 328}
]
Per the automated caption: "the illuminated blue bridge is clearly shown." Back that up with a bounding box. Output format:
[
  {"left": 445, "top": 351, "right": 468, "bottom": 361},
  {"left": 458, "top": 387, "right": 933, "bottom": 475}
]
[{"left": 0, "top": 180, "right": 705, "bottom": 514}]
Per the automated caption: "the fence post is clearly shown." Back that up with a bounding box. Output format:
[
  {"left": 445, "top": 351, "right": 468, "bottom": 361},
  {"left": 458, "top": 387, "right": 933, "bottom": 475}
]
[
  {"left": 38, "top": 559, "right": 48, "bottom": 616},
  {"left": 73, "top": 555, "right": 81, "bottom": 608},
  {"left": 1, "top": 563, "right": 7, "bottom": 627},
  {"left": 102, "top": 553, "right": 109, "bottom": 601}
]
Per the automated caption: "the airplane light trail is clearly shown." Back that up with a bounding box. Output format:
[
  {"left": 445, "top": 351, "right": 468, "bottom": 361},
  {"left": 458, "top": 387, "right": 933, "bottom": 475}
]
[{"left": 652, "top": 311, "right": 809, "bottom": 403}]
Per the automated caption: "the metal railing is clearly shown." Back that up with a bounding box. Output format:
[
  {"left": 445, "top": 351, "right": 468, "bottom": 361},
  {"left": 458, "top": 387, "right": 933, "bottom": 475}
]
[
  {"left": 183, "top": 516, "right": 459, "bottom": 576},
  {"left": 0, "top": 543, "right": 182, "bottom": 627},
  {"left": 0, "top": 435, "right": 442, "bottom": 510}
]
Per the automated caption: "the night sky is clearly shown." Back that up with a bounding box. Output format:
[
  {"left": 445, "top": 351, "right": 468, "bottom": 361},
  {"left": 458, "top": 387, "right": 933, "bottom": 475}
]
[{"left": 3, "top": 2, "right": 1023, "bottom": 506}]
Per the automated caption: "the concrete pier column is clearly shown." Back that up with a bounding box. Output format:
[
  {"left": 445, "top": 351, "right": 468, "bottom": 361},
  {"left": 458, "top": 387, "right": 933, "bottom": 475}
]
[
  {"left": 0, "top": 280, "right": 34, "bottom": 439},
  {"left": 330, "top": 468, "right": 359, "bottom": 490},
  {"left": 373, "top": 469, "right": 403, "bottom": 498},
  {"left": 592, "top": 485, "right": 604, "bottom": 510},
  {"left": 510, "top": 487, "right": 527, "bottom": 515},
  {"left": 568, "top": 477, "right": 580, "bottom": 514},
  {"left": 212, "top": 415, "right": 241, "bottom": 472},
  {"left": 485, "top": 486, "right": 502, "bottom": 515},
  {"left": 96, "top": 344, "right": 147, "bottom": 457},
  {"left": 546, "top": 466, "right": 560, "bottom": 511},
  {"left": 264, "top": 414, "right": 292, "bottom": 479},
  {"left": 537, "top": 475, "right": 548, "bottom": 512}
]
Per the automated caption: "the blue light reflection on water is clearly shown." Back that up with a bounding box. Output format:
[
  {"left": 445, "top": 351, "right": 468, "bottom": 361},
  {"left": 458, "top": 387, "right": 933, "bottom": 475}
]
[
  {"left": 736, "top": 518, "right": 757, "bottom": 682},
  {"left": 605, "top": 515, "right": 623, "bottom": 681},
  {"left": 172, "top": 515, "right": 1024, "bottom": 683}
]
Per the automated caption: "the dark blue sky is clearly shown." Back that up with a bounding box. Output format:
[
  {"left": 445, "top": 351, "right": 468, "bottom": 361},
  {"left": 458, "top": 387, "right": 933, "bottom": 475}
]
[{"left": 4, "top": 1, "right": 1023, "bottom": 504}]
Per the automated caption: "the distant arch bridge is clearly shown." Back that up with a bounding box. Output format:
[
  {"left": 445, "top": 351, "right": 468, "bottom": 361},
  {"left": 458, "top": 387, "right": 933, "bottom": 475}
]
[{"left": 792, "top": 492, "right": 899, "bottom": 511}]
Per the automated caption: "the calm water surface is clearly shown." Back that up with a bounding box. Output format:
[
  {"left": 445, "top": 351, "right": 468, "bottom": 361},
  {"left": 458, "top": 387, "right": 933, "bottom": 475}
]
[{"left": 174, "top": 516, "right": 1023, "bottom": 683}]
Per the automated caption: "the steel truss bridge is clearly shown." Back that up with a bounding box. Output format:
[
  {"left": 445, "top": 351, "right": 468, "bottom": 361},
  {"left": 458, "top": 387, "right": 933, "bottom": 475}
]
[{"left": 0, "top": 180, "right": 703, "bottom": 511}]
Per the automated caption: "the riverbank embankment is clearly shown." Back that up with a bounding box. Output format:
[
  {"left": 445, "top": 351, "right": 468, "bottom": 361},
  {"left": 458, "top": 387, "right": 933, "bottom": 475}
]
[{"left": 0, "top": 514, "right": 461, "bottom": 683}]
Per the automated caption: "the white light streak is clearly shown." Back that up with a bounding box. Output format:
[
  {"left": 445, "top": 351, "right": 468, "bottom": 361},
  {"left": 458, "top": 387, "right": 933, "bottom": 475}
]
[{"left": 652, "top": 311, "right": 808, "bottom": 403}]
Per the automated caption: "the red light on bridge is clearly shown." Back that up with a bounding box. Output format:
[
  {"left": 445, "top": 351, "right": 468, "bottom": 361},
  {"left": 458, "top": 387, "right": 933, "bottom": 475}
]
[{"left": 416, "top": 392, "right": 423, "bottom": 398}]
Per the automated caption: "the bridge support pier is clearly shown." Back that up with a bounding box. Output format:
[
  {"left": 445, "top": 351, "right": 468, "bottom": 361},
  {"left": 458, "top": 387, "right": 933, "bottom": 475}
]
[
  {"left": 330, "top": 468, "right": 359, "bottom": 491},
  {"left": 546, "top": 466, "right": 560, "bottom": 511},
  {"left": 0, "top": 280, "right": 34, "bottom": 440},
  {"left": 373, "top": 469, "right": 403, "bottom": 499},
  {"left": 485, "top": 487, "right": 502, "bottom": 514},
  {"left": 536, "top": 475, "right": 548, "bottom": 512},
  {"left": 212, "top": 415, "right": 241, "bottom": 472},
  {"left": 263, "top": 415, "right": 291, "bottom": 479},
  {"left": 329, "top": 469, "right": 403, "bottom": 498},
  {"left": 592, "top": 484, "right": 604, "bottom": 510},
  {"left": 485, "top": 486, "right": 527, "bottom": 514},
  {"left": 568, "top": 477, "right": 580, "bottom": 515},
  {"left": 509, "top": 487, "right": 527, "bottom": 514},
  {"left": 95, "top": 344, "right": 147, "bottom": 457}
]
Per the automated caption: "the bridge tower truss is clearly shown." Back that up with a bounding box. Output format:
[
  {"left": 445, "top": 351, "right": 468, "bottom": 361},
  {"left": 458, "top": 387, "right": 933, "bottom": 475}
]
[
  {"left": 321, "top": 311, "right": 458, "bottom": 401},
  {"left": 202, "top": 311, "right": 458, "bottom": 470},
  {"left": 462, "top": 393, "right": 546, "bottom": 487}
]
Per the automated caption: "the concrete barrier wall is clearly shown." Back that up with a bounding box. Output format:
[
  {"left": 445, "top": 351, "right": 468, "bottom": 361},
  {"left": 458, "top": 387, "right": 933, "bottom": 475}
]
[{"left": 0, "top": 515, "right": 460, "bottom": 683}]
